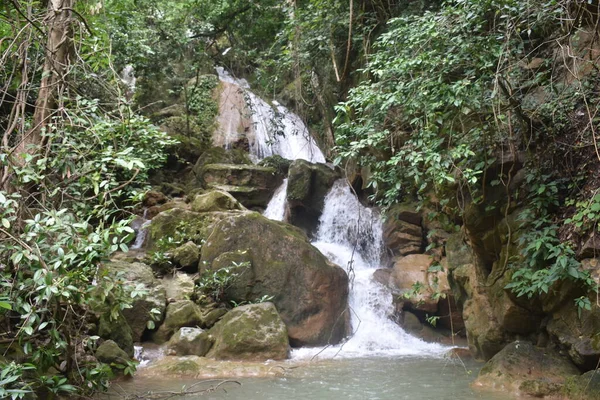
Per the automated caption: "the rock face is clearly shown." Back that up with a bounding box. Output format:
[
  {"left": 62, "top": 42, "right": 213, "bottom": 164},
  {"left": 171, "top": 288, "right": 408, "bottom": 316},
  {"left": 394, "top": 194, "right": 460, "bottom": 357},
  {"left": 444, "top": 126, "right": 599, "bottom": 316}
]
[
  {"left": 100, "top": 261, "right": 167, "bottom": 341},
  {"left": 168, "top": 327, "right": 213, "bottom": 356},
  {"left": 206, "top": 303, "right": 289, "bottom": 361},
  {"left": 199, "top": 163, "right": 283, "bottom": 208},
  {"left": 200, "top": 212, "right": 350, "bottom": 347},
  {"left": 474, "top": 341, "right": 580, "bottom": 398},
  {"left": 286, "top": 160, "right": 339, "bottom": 234},
  {"left": 383, "top": 203, "right": 423, "bottom": 256}
]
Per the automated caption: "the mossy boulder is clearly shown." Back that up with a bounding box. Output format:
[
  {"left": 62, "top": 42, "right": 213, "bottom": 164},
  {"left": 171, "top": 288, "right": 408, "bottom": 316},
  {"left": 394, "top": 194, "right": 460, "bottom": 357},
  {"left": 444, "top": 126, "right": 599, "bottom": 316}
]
[
  {"left": 191, "top": 190, "right": 245, "bottom": 213},
  {"left": 192, "top": 147, "right": 252, "bottom": 174},
  {"left": 473, "top": 341, "right": 580, "bottom": 397},
  {"left": 258, "top": 155, "right": 292, "bottom": 175},
  {"left": 206, "top": 302, "right": 289, "bottom": 361},
  {"left": 199, "top": 163, "right": 283, "bottom": 208},
  {"left": 95, "top": 340, "right": 130, "bottom": 364},
  {"left": 200, "top": 212, "right": 349, "bottom": 347},
  {"left": 98, "top": 311, "right": 134, "bottom": 357},
  {"left": 562, "top": 370, "right": 600, "bottom": 400},
  {"left": 152, "top": 300, "right": 203, "bottom": 344},
  {"left": 167, "top": 327, "right": 214, "bottom": 356},
  {"left": 100, "top": 261, "right": 167, "bottom": 341},
  {"left": 286, "top": 160, "right": 339, "bottom": 234},
  {"left": 171, "top": 241, "right": 200, "bottom": 272}
]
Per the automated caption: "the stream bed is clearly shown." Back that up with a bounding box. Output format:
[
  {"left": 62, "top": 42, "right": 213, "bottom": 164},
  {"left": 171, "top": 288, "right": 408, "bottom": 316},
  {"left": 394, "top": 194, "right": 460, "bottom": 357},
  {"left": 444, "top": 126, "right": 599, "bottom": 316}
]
[{"left": 101, "top": 356, "right": 512, "bottom": 400}]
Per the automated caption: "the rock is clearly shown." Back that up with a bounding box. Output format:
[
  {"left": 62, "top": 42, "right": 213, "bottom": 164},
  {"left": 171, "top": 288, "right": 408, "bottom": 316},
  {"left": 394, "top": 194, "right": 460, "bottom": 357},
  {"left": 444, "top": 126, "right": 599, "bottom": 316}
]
[
  {"left": 96, "top": 340, "right": 130, "bottom": 364},
  {"left": 562, "top": 370, "right": 600, "bottom": 400},
  {"left": 167, "top": 327, "right": 213, "bottom": 356},
  {"left": 192, "top": 147, "right": 252, "bottom": 176},
  {"left": 547, "top": 294, "right": 600, "bottom": 371},
  {"left": 148, "top": 208, "right": 243, "bottom": 248},
  {"left": 258, "top": 155, "right": 292, "bottom": 175},
  {"left": 200, "top": 307, "right": 228, "bottom": 329},
  {"left": 372, "top": 268, "right": 392, "bottom": 287},
  {"left": 143, "top": 190, "right": 168, "bottom": 207},
  {"left": 101, "top": 261, "right": 167, "bottom": 341},
  {"left": 152, "top": 300, "right": 203, "bottom": 344},
  {"left": 445, "top": 347, "right": 473, "bottom": 361},
  {"left": 137, "top": 356, "right": 287, "bottom": 379},
  {"left": 384, "top": 220, "right": 423, "bottom": 256},
  {"left": 199, "top": 163, "right": 282, "bottom": 208},
  {"left": 206, "top": 303, "right": 289, "bottom": 361},
  {"left": 580, "top": 234, "right": 600, "bottom": 259},
  {"left": 146, "top": 199, "right": 189, "bottom": 220},
  {"left": 286, "top": 160, "right": 339, "bottom": 234},
  {"left": 162, "top": 272, "right": 196, "bottom": 302},
  {"left": 386, "top": 202, "right": 422, "bottom": 226},
  {"left": 191, "top": 190, "right": 245, "bottom": 213},
  {"left": 200, "top": 212, "right": 349, "bottom": 346},
  {"left": 171, "top": 241, "right": 200, "bottom": 272},
  {"left": 401, "top": 310, "right": 424, "bottom": 333},
  {"left": 473, "top": 341, "right": 580, "bottom": 397},
  {"left": 98, "top": 311, "right": 134, "bottom": 357}
]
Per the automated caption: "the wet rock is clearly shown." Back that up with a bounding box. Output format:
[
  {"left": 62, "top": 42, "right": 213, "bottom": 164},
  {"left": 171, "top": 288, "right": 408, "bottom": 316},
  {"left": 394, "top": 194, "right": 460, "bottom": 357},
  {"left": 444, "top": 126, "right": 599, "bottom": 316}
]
[
  {"left": 98, "top": 311, "right": 134, "bottom": 357},
  {"left": 191, "top": 190, "right": 245, "bottom": 213},
  {"left": 171, "top": 241, "right": 200, "bottom": 272},
  {"left": 96, "top": 340, "right": 130, "bottom": 364},
  {"left": 207, "top": 303, "right": 289, "bottom": 361},
  {"left": 473, "top": 341, "right": 580, "bottom": 397},
  {"left": 167, "top": 327, "right": 213, "bottom": 356},
  {"left": 200, "top": 212, "right": 349, "bottom": 347},
  {"left": 286, "top": 160, "right": 339, "bottom": 234}
]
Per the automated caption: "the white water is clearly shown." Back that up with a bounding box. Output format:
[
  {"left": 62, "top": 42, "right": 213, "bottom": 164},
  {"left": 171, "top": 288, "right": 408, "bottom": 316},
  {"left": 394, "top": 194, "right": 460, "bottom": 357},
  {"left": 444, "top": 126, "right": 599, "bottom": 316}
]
[
  {"left": 292, "top": 181, "right": 446, "bottom": 359},
  {"left": 263, "top": 179, "right": 289, "bottom": 221},
  {"left": 216, "top": 67, "right": 325, "bottom": 163}
]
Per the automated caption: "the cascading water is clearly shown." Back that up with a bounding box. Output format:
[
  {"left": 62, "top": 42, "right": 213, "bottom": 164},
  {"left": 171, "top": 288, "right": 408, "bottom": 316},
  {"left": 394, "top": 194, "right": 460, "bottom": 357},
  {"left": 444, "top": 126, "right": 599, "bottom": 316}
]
[
  {"left": 216, "top": 67, "right": 325, "bottom": 163},
  {"left": 292, "top": 181, "right": 446, "bottom": 359},
  {"left": 263, "top": 179, "right": 289, "bottom": 221}
]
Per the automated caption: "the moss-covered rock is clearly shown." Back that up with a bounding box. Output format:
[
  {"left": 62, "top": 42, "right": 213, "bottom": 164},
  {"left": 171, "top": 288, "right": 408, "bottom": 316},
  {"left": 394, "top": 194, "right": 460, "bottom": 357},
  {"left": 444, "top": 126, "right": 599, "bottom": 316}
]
[
  {"left": 191, "top": 190, "right": 245, "bottom": 213},
  {"left": 171, "top": 241, "right": 200, "bottom": 272},
  {"left": 206, "top": 302, "right": 289, "bottom": 361},
  {"left": 95, "top": 340, "right": 130, "bottom": 364},
  {"left": 258, "top": 155, "right": 292, "bottom": 175},
  {"left": 473, "top": 341, "right": 580, "bottom": 397},
  {"left": 167, "top": 327, "right": 214, "bottom": 356},
  {"left": 100, "top": 261, "right": 167, "bottom": 341},
  {"left": 162, "top": 272, "right": 196, "bottom": 302},
  {"left": 152, "top": 300, "right": 203, "bottom": 344},
  {"left": 286, "top": 160, "right": 339, "bottom": 234},
  {"left": 98, "top": 311, "right": 134, "bottom": 357},
  {"left": 200, "top": 212, "right": 349, "bottom": 347},
  {"left": 562, "top": 370, "right": 600, "bottom": 400}
]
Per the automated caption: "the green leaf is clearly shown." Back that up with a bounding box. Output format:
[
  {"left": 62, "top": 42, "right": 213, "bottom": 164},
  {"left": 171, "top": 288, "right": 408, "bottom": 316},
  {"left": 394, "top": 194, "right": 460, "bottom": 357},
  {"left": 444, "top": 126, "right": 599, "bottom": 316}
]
[
  {"left": 1, "top": 218, "right": 9, "bottom": 229},
  {"left": 0, "top": 301, "right": 11, "bottom": 310}
]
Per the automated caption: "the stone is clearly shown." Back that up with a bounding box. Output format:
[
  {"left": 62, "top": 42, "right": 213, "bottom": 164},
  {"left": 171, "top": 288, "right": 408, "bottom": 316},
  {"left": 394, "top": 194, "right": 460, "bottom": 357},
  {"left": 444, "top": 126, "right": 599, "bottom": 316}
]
[
  {"left": 98, "top": 311, "right": 134, "bottom": 357},
  {"left": 199, "top": 163, "right": 282, "bottom": 208},
  {"left": 152, "top": 300, "right": 203, "bottom": 344},
  {"left": 562, "top": 370, "right": 600, "bottom": 400},
  {"left": 95, "top": 340, "right": 130, "bottom": 364},
  {"left": 191, "top": 190, "right": 245, "bottom": 213},
  {"left": 207, "top": 303, "right": 289, "bottom": 361},
  {"left": 473, "top": 341, "right": 580, "bottom": 397},
  {"left": 580, "top": 234, "right": 600, "bottom": 259},
  {"left": 383, "top": 220, "right": 423, "bottom": 256},
  {"left": 143, "top": 190, "right": 168, "bottom": 207},
  {"left": 372, "top": 268, "right": 392, "bottom": 288},
  {"left": 137, "top": 356, "right": 287, "bottom": 379},
  {"left": 547, "top": 294, "right": 600, "bottom": 371},
  {"left": 162, "top": 272, "right": 196, "bottom": 302},
  {"left": 192, "top": 147, "right": 252, "bottom": 177},
  {"left": 386, "top": 202, "right": 422, "bottom": 226},
  {"left": 401, "top": 310, "right": 424, "bottom": 333},
  {"left": 167, "top": 327, "right": 214, "bottom": 356},
  {"left": 200, "top": 212, "right": 349, "bottom": 347},
  {"left": 100, "top": 261, "right": 167, "bottom": 341},
  {"left": 286, "top": 159, "right": 339, "bottom": 234},
  {"left": 171, "top": 241, "right": 200, "bottom": 272},
  {"left": 200, "top": 307, "right": 228, "bottom": 329}
]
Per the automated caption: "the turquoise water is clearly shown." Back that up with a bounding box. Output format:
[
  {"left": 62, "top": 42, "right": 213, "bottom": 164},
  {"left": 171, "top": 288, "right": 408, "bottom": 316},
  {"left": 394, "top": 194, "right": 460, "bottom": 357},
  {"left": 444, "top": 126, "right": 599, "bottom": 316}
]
[{"left": 101, "top": 356, "right": 512, "bottom": 400}]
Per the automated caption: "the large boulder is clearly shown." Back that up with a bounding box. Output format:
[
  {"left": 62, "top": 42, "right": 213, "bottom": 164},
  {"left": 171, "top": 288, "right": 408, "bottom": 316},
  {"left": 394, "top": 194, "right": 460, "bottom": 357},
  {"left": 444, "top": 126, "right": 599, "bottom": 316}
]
[
  {"left": 562, "top": 370, "right": 600, "bottom": 400},
  {"left": 95, "top": 340, "right": 130, "bottom": 365},
  {"left": 473, "top": 341, "right": 580, "bottom": 398},
  {"left": 100, "top": 261, "right": 167, "bottom": 341},
  {"left": 171, "top": 241, "right": 200, "bottom": 272},
  {"left": 98, "top": 311, "right": 134, "bottom": 357},
  {"left": 200, "top": 212, "right": 349, "bottom": 346},
  {"left": 167, "top": 327, "right": 214, "bottom": 356},
  {"left": 206, "top": 303, "right": 289, "bottom": 361},
  {"left": 152, "top": 300, "right": 203, "bottom": 344},
  {"left": 286, "top": 160, "right": 339, "bottom": 234},
  {"left": 199, "top": 164, "right": 283, "bottom": 208},
  {"left": 191, "top": 190, "right": 245, "bottom": 213}
]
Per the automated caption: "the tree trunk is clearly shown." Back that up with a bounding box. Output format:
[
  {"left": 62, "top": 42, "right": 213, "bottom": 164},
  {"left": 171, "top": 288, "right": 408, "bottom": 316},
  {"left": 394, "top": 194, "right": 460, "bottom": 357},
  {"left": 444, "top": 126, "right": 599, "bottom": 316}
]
[{"left": 15, "top": 0, "right": 74, "bottom": 159}]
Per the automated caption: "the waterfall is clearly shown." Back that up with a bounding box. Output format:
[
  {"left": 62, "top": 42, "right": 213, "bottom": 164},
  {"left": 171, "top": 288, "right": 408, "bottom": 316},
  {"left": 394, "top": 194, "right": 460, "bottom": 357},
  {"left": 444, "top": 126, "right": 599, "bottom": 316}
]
[
  {"left": 216, "top": 67, "right": 325, "bottom": 163},
  {"left": 263, "top": 179, "right": 288, "bottom": 221},
  {"left": 293, "top": 180, "right": 446, "bottom": 359}
]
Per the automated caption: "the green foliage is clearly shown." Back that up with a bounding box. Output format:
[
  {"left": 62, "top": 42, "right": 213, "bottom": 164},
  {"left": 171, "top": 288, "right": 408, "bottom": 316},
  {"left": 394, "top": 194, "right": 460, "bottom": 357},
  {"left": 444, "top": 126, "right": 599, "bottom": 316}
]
[{"left": 194, "top": 261, "right": 250, "bottom": 304}]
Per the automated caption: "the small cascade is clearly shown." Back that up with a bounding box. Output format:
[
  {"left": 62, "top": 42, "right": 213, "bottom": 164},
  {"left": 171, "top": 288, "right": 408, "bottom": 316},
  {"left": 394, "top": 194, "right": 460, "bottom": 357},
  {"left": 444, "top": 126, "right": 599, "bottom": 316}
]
[
  {"left": 130, "top": 210, "right": 150, "bottom": 250},
  {"left": 216, "top": 67, "right": 325, "bottom": 163},
  {"left": 263, "top": 179, "right": 288, "bottom": 221},
  {"left": 293, "top": 180, "right": 446, "bottom": 359}
]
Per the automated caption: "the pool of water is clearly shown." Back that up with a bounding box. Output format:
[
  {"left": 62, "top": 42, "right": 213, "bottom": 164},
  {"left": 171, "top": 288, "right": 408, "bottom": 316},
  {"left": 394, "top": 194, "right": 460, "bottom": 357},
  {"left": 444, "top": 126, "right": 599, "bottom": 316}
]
[{"left": 101, "top": 356, "right": 512, "bottom": 400}]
